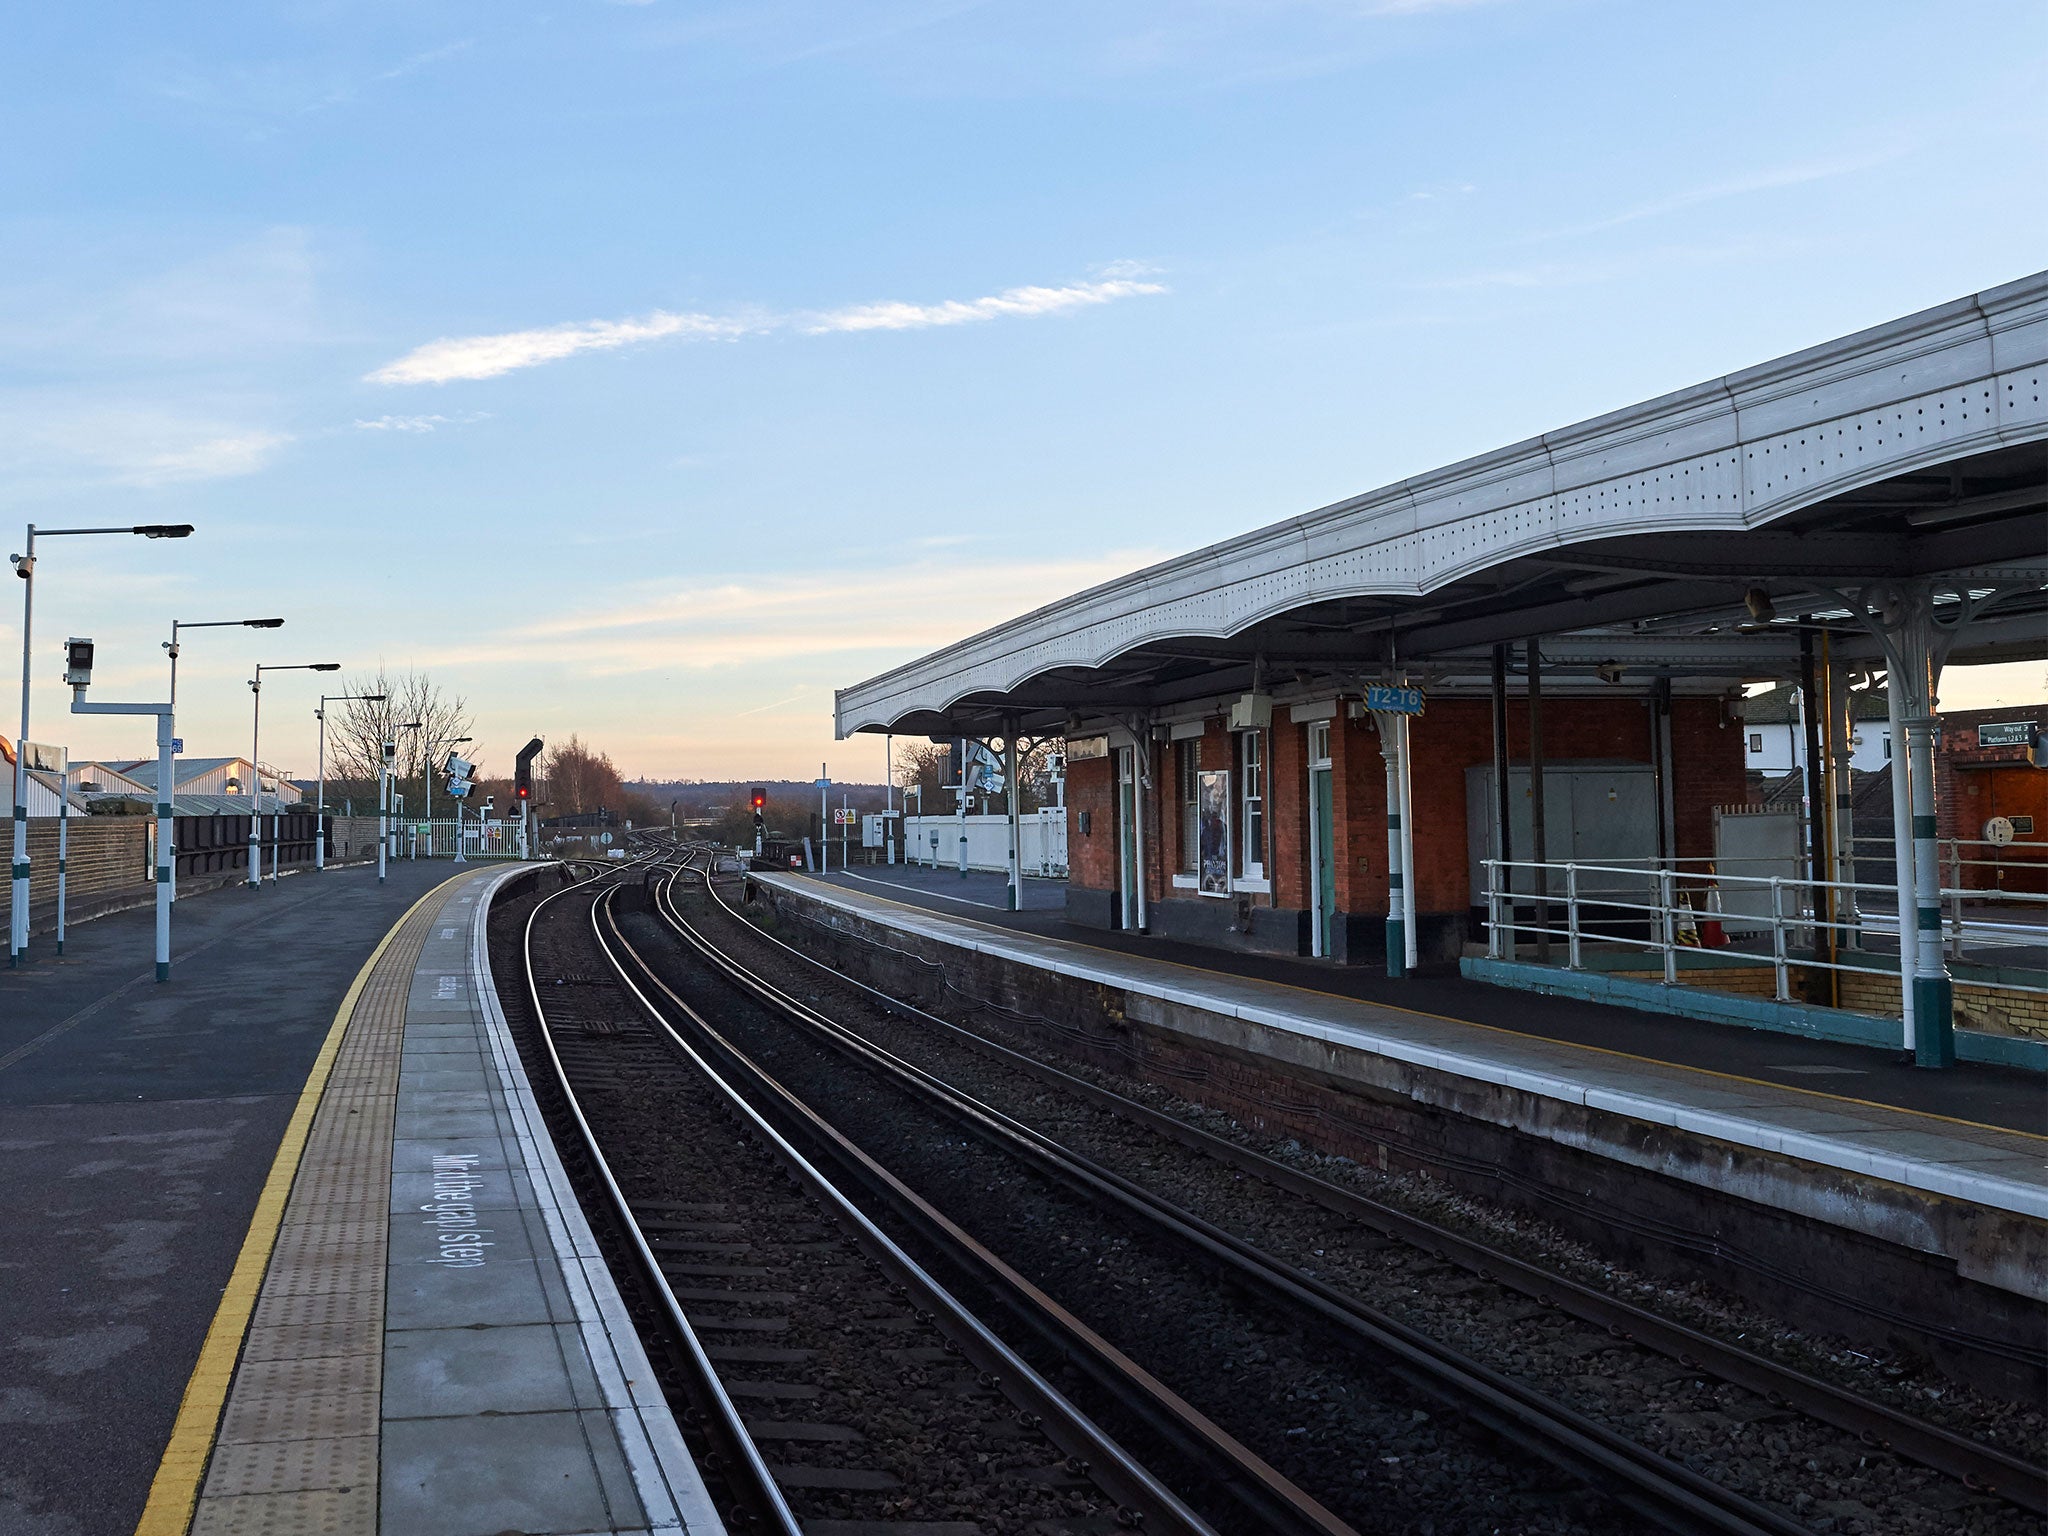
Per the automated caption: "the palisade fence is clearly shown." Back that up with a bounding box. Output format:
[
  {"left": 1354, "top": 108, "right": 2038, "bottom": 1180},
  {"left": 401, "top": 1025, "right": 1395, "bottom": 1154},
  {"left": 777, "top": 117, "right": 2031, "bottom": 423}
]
[{"left": 902, "top": 810, "right": 1068, "bottom": 877}]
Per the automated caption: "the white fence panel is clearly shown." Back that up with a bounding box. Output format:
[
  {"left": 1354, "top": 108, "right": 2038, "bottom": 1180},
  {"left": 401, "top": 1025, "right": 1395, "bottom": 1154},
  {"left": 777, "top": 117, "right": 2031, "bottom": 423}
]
[
  {"left": 1713, "top": 805, "right": 1802, "bottom": 932},
  {"left": 904, "top": 811, "right": 1067, "bottom": 877}
]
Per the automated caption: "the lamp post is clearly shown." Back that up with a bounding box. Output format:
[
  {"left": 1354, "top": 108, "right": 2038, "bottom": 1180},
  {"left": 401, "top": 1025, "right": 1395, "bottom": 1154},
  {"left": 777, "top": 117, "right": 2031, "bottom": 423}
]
[
  {"left": 390, "top": 721, "right": 423, "bottom": 866},
  {"left": 315, "top": 692, "right": 384, "bottom": 870},
  {"left": 249, "top": 662, "right": 339, "bottom": 887},
  {"left": 163, "top": 616, "right": 283, "bottom": 897},
  {"left": 422, "top": 732, "right": 470, "bottom": 856},
  {"left": 378, "top": 740, "right": 393, "bottom": 884},
  {"left": 9, "top": 522, "right": 192, "bottom": 966}
]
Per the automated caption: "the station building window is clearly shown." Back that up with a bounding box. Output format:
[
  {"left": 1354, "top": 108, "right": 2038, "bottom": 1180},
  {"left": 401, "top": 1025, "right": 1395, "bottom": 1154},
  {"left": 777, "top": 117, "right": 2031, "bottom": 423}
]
[
  {"left": 1178, "top": 740, "right": 1199, "bottom": 876},
  {"left": 1749, "top": 732, "right": 1763, "bottom": 753},
  {"left": 1238, "top": 730, "right": 1264, "bottom": 879}
]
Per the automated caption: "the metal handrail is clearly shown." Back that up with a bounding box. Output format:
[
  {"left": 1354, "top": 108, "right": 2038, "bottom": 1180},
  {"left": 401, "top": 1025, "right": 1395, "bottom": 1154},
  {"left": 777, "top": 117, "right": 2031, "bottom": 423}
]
[{"left": 1484, "top": 858, "right": 2048, "bottom": 1007}]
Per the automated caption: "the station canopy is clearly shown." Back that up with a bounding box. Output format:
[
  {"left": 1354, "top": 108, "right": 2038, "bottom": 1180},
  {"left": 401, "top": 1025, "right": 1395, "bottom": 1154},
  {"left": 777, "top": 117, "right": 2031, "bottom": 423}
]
[{"left": 839, "top": 272, "right": 2046, "bottom": 741}]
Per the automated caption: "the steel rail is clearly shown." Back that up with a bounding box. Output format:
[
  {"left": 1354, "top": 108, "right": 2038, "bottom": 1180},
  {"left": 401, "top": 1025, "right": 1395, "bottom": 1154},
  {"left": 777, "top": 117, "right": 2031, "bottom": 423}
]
[
  {"left": 585, "top": 884, "right": 1236, "bottom": 1536},
  {"left": 593, "top": 897, "right": 1335, "bottom": 1536},
  {"left": 701, "top": 866, "right": 2048, "bottom": 1515},
  {"left": 519, "top": 872, "right": 804, "bottom": 1536},
  {"left": 765, "top": 880, "right": 2038, "bottom": 1386},
  {"left": 656, "top": 871, "right": 1821, "bottom": 1536}
]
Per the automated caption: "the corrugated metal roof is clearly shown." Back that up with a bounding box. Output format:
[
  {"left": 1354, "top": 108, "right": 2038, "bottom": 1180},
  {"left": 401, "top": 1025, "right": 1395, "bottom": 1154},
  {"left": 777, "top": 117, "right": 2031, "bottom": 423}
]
[{"left": 86, "top": 792, "right": 311, "bottom": 816}]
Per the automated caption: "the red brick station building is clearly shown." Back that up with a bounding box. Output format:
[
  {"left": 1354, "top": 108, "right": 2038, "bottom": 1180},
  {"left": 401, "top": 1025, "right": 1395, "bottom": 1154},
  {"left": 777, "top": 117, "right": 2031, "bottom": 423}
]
[{"left": 837, "top": 273, "right": 2048, "bottom": 1064}]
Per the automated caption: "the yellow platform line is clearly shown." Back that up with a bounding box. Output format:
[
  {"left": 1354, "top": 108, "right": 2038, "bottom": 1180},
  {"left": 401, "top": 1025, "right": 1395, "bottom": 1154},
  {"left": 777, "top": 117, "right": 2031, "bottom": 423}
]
[
  {"left": 793, "top": 874, "right": 2045, "bottom": 1145},
  {"left": 131, "top": 872, "right": 471, "bottom": 1536}
]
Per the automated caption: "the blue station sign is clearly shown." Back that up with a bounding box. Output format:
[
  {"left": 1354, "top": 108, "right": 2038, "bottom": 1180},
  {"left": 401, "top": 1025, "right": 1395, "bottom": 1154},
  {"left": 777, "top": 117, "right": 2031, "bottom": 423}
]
[{"left": 1364, "top": 684, "right": 1426, "bottom": 716}]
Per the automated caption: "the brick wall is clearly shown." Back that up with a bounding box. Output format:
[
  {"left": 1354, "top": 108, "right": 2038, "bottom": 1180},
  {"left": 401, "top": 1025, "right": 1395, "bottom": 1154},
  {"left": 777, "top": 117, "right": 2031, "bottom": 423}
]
[
  {"left": 1270, "top": 719, "right": 1307, "bottom": 911},
  {"left": 0, "top": 819, "right": 151, "bottom": 934},
  {"left": 1367, "top": 694, "right": 1745, "bottom": 916},
  {"left": 1610, "top": 960, "right": 2045, "bottom": 1041},
  {"left": 328, "top": 817, "right": 385, "bottom": 863},
  {"left": 1066, "top": 754, "right": 1116, "bottom": 892},
  {"left": 1933, "top": 706, "right": 2048, "bottom": 892},
  {"left": 1334, "top": 711, "right": 1389, "bottom": 915},
  {"left": 1064, "top": 690, "right": 1745, "bottom": 958},
  {"left": 0, "top": 813, "right": 334, "bottom": 937}
]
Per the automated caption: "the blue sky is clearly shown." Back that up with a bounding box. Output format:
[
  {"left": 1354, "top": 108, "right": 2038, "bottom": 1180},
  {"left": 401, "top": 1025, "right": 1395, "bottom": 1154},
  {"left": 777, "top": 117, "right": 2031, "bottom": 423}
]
[{"left": 5, "top": 1, "right": 2044, "bottom": 782}]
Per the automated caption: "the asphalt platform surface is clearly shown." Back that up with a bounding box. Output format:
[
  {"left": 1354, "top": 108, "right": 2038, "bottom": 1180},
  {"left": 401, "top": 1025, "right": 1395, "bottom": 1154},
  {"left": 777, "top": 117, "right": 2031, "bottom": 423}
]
[
  {"left": 0, "top": 860, "right": 460, "bottom": 1536},
  {"left": 802, "top": 867, "right": 2046, "bottom": 1135}
]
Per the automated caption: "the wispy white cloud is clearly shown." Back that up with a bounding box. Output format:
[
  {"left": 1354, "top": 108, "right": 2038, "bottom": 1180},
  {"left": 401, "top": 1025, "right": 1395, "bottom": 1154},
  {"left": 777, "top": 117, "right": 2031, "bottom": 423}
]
[
  {"left": 1422, "top": 237, "right": 1806, "bottom": 294},
  {"left": 435, "top": 551, "right": 1169, "bottom": 675},
  {"left": 154, "top": 39, "right": 474, "bottom": 123},
  {"left": 803, "top": 277, "right": 1163, "bottom": 334},
  {"left": 1528, "top": 148, "right": 1905, "bottom": 242},
  {"left": 367, "top": 41, "right": 473, "bottom": 89},
  {"left": 1368, "top": 0, "right": 1500, "bottom": 14},
  {"left": 354, "top": 411, "right": 491, "bottom": 433},
  {"left": 0, "top": 403, "right": 291, "bottom": 491},
  {"left": 368, "top": 311, "right": 755, "bottom": 385},
  {"left": 368, "top": 271, "right": 1167, "bottom": 385},
  {"left": 124, "top": 430, "right": 290, "bottom": 485}
]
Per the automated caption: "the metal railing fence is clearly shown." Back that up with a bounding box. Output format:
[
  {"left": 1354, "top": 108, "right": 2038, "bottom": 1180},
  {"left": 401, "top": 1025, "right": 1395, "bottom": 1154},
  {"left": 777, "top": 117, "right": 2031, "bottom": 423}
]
[
  {"left": 388, "top": 817, "right": 529, "bottom": 860},
  {"left": 1483, "top": 857, "right": 2048, "bottom": 1008}
]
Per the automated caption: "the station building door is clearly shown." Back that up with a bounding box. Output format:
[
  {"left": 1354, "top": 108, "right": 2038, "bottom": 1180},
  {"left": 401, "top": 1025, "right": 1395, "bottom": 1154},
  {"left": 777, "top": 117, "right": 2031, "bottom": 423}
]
[
  {"left": 1307, "top": 721, "right": 1336, "bottom": 956},
  {"left": 1116, "top": 745, "right": 1142, "bottom": 930}
]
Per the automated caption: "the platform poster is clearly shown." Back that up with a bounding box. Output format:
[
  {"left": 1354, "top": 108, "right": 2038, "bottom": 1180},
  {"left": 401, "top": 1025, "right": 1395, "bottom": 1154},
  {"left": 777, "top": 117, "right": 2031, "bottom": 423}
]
[{"left": 1197, "top": 769, "right": 1232, "bottom": 897}]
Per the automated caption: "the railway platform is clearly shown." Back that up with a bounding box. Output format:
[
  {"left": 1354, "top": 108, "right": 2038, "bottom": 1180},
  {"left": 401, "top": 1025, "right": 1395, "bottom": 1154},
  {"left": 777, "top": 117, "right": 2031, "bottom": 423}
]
[
  {"left": 0, "top": 860, "right": 721, "bottom": 1536},
  {"left": 757, "top": 870, "right": 2047, "bottom": 1398}
]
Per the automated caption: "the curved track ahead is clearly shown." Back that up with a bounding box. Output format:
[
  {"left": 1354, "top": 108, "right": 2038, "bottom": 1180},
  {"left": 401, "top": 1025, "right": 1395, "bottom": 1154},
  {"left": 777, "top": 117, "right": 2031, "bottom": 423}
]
[
  {"left": 671, "top": 855, "right": 2046, "bottom": 1521},
  {"left": 507, "top": 838, "right": 2042, "bottom": 1534},
  {"left": 515, "top": 854, "right": 1240, "bottom": 1536}
]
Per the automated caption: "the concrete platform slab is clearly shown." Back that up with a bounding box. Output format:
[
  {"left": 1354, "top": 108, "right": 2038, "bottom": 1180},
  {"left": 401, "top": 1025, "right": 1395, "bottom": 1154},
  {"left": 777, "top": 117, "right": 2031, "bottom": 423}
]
[
  {"left": 0, "top": 860, "right": 460, "bottom": 1536},
  {"left": 167, "top": 868, "right": 729, "bottom": 1536},
  {"left": 773, "top": 874, "right": 2045, "bottom": 1213}
]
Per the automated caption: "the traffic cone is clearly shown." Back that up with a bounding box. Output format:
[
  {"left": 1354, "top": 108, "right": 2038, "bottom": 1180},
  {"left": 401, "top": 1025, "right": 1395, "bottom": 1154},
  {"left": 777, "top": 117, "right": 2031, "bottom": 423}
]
[
  {"left": 1675, "top": 891, "right": 1700, "bottom": 947},
  {"left": 1701, "top": 882, "right": 1728, "bottom": 948}
]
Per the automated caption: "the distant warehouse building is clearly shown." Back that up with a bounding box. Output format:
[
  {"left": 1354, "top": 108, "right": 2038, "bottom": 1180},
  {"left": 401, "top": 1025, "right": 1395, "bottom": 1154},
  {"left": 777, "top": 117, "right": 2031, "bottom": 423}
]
[{"left": 836, "top": 275, "right": 2047, "bottom": 977}]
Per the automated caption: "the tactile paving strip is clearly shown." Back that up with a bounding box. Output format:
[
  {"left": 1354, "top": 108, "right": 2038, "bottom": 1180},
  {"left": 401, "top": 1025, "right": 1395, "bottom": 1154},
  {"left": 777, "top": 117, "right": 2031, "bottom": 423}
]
[{"left": 190, "top": 875, "right": 490, "bottom": 1535}]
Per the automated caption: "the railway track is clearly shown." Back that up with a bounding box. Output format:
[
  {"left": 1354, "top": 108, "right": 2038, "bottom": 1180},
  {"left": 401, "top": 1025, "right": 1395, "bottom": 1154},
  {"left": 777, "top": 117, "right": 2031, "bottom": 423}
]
[
  {"left": 509, "top": 861, "right": 1246, "bottom": 1535},
  {"left": 503, "top": 844, "right": 2040, "bottom": 1533},
  {"left": 688, "top": 863, "right": 2046, "bottom": 1513},
  {"left": 657, "top": 856, "right": 2041, "bottom": 1531}
]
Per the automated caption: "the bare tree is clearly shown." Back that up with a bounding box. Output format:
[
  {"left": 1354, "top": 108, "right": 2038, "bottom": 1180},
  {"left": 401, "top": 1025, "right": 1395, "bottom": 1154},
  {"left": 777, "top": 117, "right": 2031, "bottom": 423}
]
[
  {"left": 536, "top": 736, "right": 657, "bottom": 823},
  {"left": 893, "top": 741, "right": 952, "bottom": 806},
  {"left": 893, "top": 736, "right": 1062, "bottom": 813},
  {"left": 325, "top": 668, "right": 475, "bottom": 812}
]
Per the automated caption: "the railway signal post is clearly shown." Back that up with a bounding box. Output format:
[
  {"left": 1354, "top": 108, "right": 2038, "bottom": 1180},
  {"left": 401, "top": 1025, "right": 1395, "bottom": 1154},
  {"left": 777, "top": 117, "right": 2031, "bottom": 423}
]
[{"left": 65, "top": 637, "right": 178, "bottom": 980}]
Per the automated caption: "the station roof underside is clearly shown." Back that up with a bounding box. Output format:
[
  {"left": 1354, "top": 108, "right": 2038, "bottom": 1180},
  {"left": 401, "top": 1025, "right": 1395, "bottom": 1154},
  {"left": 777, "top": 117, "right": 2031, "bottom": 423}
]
[{"left": 839, "top": 272, "right": 2047, "bottom": 741}]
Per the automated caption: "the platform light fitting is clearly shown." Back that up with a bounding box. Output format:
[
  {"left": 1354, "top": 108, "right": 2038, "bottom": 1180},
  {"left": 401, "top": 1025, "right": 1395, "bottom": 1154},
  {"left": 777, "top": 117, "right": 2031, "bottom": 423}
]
[
  {"left": 1738, "top": 586, "right": 1777, "bottom": 632},
  {"left": 133, "top": 524, "right": 195, "bottom": 539}
]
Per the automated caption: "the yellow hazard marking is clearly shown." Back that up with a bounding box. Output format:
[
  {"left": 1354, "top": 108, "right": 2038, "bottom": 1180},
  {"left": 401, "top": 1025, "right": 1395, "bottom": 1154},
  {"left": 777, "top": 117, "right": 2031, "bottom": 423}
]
[
  {"left": 795, "top": 874, "right": 2044, "bottom": 1145},
  {"left": 131, "top": 871, "right": 474, "bottom": 1536}
]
